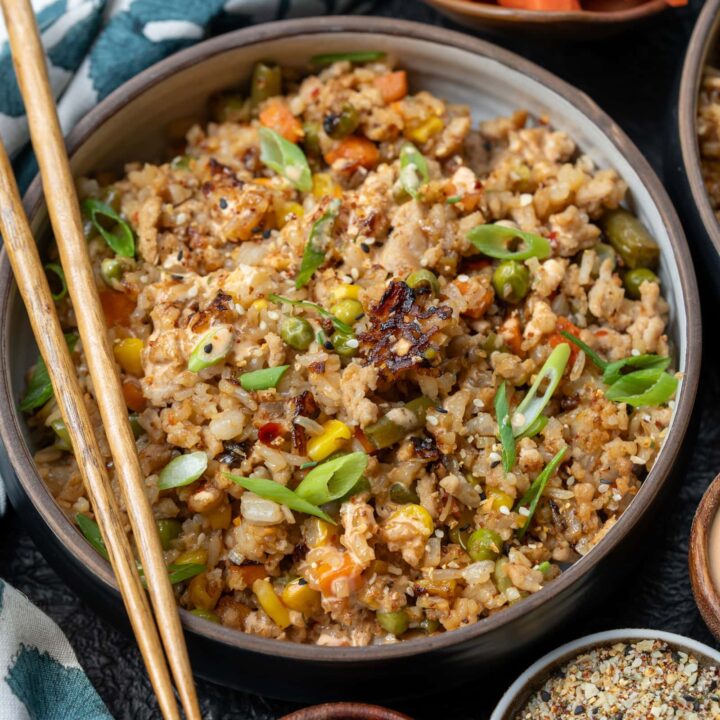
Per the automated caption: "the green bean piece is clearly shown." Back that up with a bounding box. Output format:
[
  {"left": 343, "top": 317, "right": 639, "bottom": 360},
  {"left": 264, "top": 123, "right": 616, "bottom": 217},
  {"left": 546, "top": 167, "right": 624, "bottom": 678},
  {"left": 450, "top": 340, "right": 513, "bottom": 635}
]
[
  {"left": 157, "top": 451, "right": 208, "bottom": 490},
  {"left": 259, "top": 127, "right": 312, "bottom": 192},
  {"left": 250, "top": 62, "right": 282, "bottom": 107},
  {"left": 239, "top": 365, "right": 289, "bottom": 391},
  {"left": 389, "top": 482, "right": 420, "bottom": 504},
  {"left": 492, "top": 260, "right": 529, "bottom": 304},
  {"left": 20, "top": 333, "right": 79, "bottom": 412},
  {"left": 592, "top": 242, "right": 617, "bottom": 275},
  {"left": 515, "top": 446, "right": 567, "bottom": 539},
  {"left": 493, "top": 557, "right": 512, "bottom": 592},
  {"left": 296, "top": 198, "right": 341, "bottom": 289},
  {"left": 269, "top": 294, "right": 354, "bottom": 334},
  {"left": 76, "top": 513, "right": 110, "bottom": 560},
  {"left": 44, "top": 263, "right": 67, "bottom": 301},
  {"left": 129, "top": 413, "right": 144, "bottom": 439},
  {"left": 50, "top": 418, "right": 72, "bottom": 451},
  {"left": 468, "top": 224, "right": 551, "bottom": 261},
  {"left": 331, "top": 329, "right": 358, "bottom": 357},
  {"left": 188, "top": 325, "right": 234, "bottom": 372},
  {"left": 376, "top": 610, "right": 409, "bottom": 636},
  {"left": 157, "top": 519, "right": 183, "bottom": 550},
  {"left": 467, "top": 528, "right": 503, "bottom": 562},
  {"left": 302, "top": 122, "right": 322, "bottom": 157},
  {"left": 280, "top": 316, "right": 314, "bottom": 351},
  {"left": 406, "top": 268, "right": 440, "bottom": 295},
  {"left": 323, "top": 103, "right": 360, "bottom": 139},
  {"left": 399, "top": 142, "right": 429, "bottom": 199},
  {"left": 295, "top": 452, "right": 368, "bottom": 505},
  {"left": 494, "top": 382, "right": 515, "bottom": 474},
  {"left": 623, "top": 268, "right": 659, "bottom": 299},
  {"left": 512, "top": 344, "right": 570, "bottom": 438},
  {"left": 81, "top": 198, "right": 135, "bottom": 257},
  {"left": 189, "top": 608, "right": 220, "bottom": 623},
  {"left": 311, "top": 51, "right": 386, "bottom": 65},
  {"left": 605, "top": 367, "right": 678, "bottom": 407},
  {"left": 601, "top": 208, "right": 659, "bottom": 270},
  {"left": 364, "top": 396, "right": 434, "bottom": 450}
]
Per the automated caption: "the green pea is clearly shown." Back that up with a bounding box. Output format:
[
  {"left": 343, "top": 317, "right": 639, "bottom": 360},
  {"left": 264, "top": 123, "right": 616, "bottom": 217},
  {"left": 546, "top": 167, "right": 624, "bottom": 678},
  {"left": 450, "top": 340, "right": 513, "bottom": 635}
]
[
  {"left": 601, "top": 208, "right": 659, "bottom": 270},
  {"left": 419, "top": 617, "right": 440, "bottom": 634},
  {"left": 157, "top": 519, "right": 183, "bottom": 550},
  {"left": 51, "top": 418, "right": 72, "bottom": 452},
  {"left": 376, "top": 610, "right": 409, "bottom": 636},
  {"left": 250, "top": 62, "right": 282, "bottom": 107},
  {"left": 331, "top": 330, "right": 358, "bottom": 357},
  {"left": 406, "top": 269, "right": 440, "bottom": 295},
  {"left": 492, "top": 260, "right": 529, "bottom": 304},
  {"left": 592, "top": 242, "right": 617, "bottom": 275},
  {"left": 280, "top": 316, "right": 314, "bottom": 351},
  {"left": 189, "top": 608, "right": 220, "bottom": 623},
  {"left": 330, "top": 298, "right": 363, "bottom": 325},
  {"left": 302, "top": 121, "right": 322, "bottom": 157},
  {"left": 467, "top": 528, "right": 503, "bottom": 562},
  {"left": 323, "top": 103, "right": 359, "bottom": 139},
  {"left": 493, "top": 557, "right": 512, "bottom": 592},
  {"left": 623, "top": 268, "right": 659, "bottom": 299},
  {"left": 101, "top": 257, "right": 124, "bottom": 288},
  {"left": 389, "top": 482, "right": 420, "bottom": 504}
]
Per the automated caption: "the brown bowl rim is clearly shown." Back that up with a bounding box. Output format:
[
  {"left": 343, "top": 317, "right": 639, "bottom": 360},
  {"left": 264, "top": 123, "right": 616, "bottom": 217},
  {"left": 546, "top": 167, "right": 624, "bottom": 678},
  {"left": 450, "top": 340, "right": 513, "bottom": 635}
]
[
  {"left": 678, "top": 0, "right": 720, "bottom": 261},
  {"left": 279, "top": 702, "right": 413, "bottom": 720},
  {"left": 0, "top": 15, "right": 701, "bottom": 663},
  {"left": 689, "top": 473, "right": 720, "bottom": 639},
  {"left": 422, "top": 0, "right": 667, "bottom": 26}
]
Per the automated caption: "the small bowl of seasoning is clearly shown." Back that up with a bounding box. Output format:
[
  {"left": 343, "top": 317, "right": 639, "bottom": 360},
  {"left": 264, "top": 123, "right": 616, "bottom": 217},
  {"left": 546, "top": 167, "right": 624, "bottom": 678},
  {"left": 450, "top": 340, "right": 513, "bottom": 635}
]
[
  {"left": 280, "top": 704, "right": 413, "bottom": 720},
  {"left": 690, "top": 472, "right": 720, "bottom": 639},
  {"left": 490, "top": 629, "right": 720, "bottom": 719}
]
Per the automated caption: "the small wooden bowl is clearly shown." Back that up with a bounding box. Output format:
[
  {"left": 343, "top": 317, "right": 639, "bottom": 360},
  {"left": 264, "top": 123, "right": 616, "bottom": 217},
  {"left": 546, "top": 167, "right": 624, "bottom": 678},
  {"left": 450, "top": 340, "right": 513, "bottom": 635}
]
[
  {"left": 280, "top": 703, "right": 413, "bottom": 720},
  {"left": 422, "top": 0, "right": 668, "bottom": 37},
  {"left": 689, "top": 473, "right": 720, "bottom": 639}
]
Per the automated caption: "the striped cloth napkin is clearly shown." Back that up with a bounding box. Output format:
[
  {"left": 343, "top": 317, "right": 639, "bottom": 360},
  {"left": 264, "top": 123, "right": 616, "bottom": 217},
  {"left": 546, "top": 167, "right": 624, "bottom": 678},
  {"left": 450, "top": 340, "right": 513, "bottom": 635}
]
[{"left": 0, "top": 1, "right": 370, "bottom": 717}]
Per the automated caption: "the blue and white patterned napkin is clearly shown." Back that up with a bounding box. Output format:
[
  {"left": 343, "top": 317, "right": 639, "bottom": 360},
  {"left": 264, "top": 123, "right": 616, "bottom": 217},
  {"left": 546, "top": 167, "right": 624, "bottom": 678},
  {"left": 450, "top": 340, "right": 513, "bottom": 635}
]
[{"left": 0, "top": 1, "right": 372, "bottom": 716}]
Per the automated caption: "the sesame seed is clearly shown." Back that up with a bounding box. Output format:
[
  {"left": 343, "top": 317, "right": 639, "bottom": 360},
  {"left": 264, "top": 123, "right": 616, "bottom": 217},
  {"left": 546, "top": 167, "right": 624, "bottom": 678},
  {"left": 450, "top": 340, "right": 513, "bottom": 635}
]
[
  {"left": 489, "top": 451, "right": 502, "bottom": 464},
  {"left": 499, "top": 505, "right": 510, "bottom": 516},
  {"left": 346, "top": 338, "right": 359, "bottom": 349},
  {"left": 472, "top": 398, "right": 485, "bottom": 409},
  {"left": 267, "top": 311, "right": 279, "bottom": 321},
  {"left": 350, "top": 268, "right": 359, "bottom": 279},
  {"left": 427, "top": 415, "right": 439, "bottom": 426},
  {"left": 203, "top": 343, "right": 213, "bottom": 353},
  {"left": 519, "top": 506, "right": 530, "bottom": 517},
  {"left": 631, "top": 349, "right": 641, "bottom": 356},
  {"left": 457, "top": 274, "right": 470, "bottom": 282},
  {"left": 613, "top": 493, "right": 622, "bottom": 502}
]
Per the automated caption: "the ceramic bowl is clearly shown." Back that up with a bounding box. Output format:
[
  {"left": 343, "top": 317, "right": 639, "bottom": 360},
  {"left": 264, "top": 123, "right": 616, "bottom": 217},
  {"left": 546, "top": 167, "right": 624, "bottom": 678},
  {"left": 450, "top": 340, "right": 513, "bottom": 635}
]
[
  {"left": 0, "top": 15, "right": 701, "bottom": 702},
  {"left": 422, "top": 0, "right": 668, "bottom": 37},
  {"left": 280, "top": 703, "right": 413, "bottom": 720},
  {"left": 490, "top": 629, "right": 720, "bottom": 718},
  {"left": 689, "top": 473, "right": 720, "bottom": 639},
  {"left": 674, "top": 0, "right": 720, "bottom": 294}
]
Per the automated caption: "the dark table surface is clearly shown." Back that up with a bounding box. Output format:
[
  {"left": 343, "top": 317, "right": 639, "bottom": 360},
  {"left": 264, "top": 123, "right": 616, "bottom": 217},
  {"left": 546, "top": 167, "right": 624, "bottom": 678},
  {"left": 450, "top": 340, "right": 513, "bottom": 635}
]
[{"left": 1, "top": 1, "right": 719, "bottom": 718}]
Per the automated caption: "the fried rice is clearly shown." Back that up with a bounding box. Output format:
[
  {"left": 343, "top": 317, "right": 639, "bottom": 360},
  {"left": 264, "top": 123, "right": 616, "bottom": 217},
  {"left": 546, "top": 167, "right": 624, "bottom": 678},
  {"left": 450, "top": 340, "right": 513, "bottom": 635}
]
[{"left": 28, "top": 57, "right": 676, "bottom": 646}]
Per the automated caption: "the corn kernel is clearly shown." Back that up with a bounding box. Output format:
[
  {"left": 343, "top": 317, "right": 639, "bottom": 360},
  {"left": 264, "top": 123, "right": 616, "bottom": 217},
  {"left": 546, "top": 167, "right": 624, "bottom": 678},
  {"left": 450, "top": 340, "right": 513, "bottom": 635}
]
[
  {"left": 407, "top": 115, "right": 444, "bottom": 144},
  {"left": 251, "top": 299, "right": 269, "bottom": 312},
  {"left": 306, "top": 419, "right": 352, "bottom": 462},
  {"left": 487, "top": 488, "right": 514, "bottom": 512},
  {"left": 175, "top": 548, "right": 208, "bottom": 566},
  {"left": 305, "top": 517, "right": 336, "bottom": 548},
  {"left": 330, "top": 283, "right": 361, "bottom": 302},
  {"left": 189, "top": 571, "right": 221, "bottom": 611},
  {"left": 389, "top": 503, "right": 434, "bottom": 536},
  {"left": 312, "top": 173, "right": 342, "bottom": 200},
  {"left": 281, "top": 578, "right": 321, "bottom": 616},
  {"left": 275, "top": 200, "right": 304, "bottom": 228},
  {"left": 253, "top": 578, "right": 291, "bottom": 628},
  {"left": 113, "top": 338, "right": 144, "bottom": 376}
]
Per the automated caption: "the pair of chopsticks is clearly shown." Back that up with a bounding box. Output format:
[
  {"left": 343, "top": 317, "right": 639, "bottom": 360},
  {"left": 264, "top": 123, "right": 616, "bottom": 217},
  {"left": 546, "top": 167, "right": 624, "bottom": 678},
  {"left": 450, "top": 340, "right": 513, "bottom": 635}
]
[{"left": 0, "top": 1, "right": 201, "bottom": 718}]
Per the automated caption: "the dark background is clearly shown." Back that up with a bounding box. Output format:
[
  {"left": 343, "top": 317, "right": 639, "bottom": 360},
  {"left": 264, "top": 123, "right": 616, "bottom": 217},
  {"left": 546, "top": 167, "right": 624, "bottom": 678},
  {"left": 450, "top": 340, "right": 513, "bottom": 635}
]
[{"left": 1, "top": 0, "right": 718, "bottom": 717}]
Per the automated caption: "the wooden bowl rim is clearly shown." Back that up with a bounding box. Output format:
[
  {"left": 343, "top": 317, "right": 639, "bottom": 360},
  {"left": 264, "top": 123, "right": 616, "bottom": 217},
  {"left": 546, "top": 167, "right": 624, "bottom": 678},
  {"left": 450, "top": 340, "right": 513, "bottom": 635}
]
[
  {"left": 279, "top": 702, "right": 413, "bottom": 720},
  {"left": 423, "top": 0, "right": 668, "bottom": 26},
  {"left": 0, "top": 15, "right": 701, "bottom": 663},
  {"left": 689, "top": 473, "right": 720, "bottom": 639},
  {"left": 678, "top": 0, "right": 720, "bottom": 262}
]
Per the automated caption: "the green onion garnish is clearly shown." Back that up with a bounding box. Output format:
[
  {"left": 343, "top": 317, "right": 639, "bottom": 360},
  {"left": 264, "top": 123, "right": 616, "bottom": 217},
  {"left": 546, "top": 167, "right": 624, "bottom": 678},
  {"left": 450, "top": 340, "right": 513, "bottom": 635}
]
[
  {"left": 468, "top": 223, "right": 551, "bottom": 261},
  {"left": 512, "top": 344, "right": 570, "bottom": 437},
  {"left": 44, "top": 262, "right": 67, "bottom": 301},
  {"left": 239, "top": 365, "right": 289, "bottom": 391},
  {"left": 166, "top": 563, "right": 206, "bottom": 584},
  {"left": 225, "top": 472, "right": 334, "bottom": 523},
  {"left": 157, "top": 451, "right": 208, "bottom": 490},
  {"left": 294, "top": 452, "right": 368, "bottom": 506},
  {"left": 259, "top": 127, "right": 312, "bottom": 192},
  {"left": 399, "top": 142, "right": 429, "bottom": 199},
  {"left": 81, "top": 198, "right": 135, "bottom": 258},
  {"left": 310, "top": 51, "right": 386, "bottom": 65},
  {"left": 446, "top": 195, "right": 462, "bottom": 204},
  {"left": 20, "top": 333, "right": 79, "bottom": 412},
  {"left": 296, "top": 199, "right": 341, "bottom": 289},
  {"left": 268, "top": 293, "right": 354, "bottom": 334},
  {"left": 494, "top": 382, "right": 515, "bottom": 474},
  {"left": 515, "top": 446, "right": 567, "bottom": 539}
]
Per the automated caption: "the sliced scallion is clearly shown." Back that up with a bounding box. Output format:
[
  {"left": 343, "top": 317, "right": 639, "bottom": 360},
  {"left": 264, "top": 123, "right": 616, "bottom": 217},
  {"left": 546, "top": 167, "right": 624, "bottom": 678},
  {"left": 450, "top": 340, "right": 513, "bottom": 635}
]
[
  {"left": 259, "top": 127, "right": 312, "bottom": 192},
  {"left": 158, "top": 451, "right": 208, "bottom": 490},
  {"left": 268, "top": 293, "right": 353, "bottom": 334},
  {"left": 44, "top": 262, "right": 67, "bottom": 301},
  {"left": 494, "top": 382, "right": 515, "bottom": 474},
  {"left": 296, "top": 199, "right": 341, "bottom": 289},
  {"left": 399, "top": 142, "right": 429, "bottom": 199},
  {"left": 239, "top": 365, "right": 289, "bottom": 391},
  {"left": 311, "top": 51, "right": 386, "bottom": 65},
  {"left": 468, "top": 223, "right": 551, "bottom": 261},
  {"left": 294, "top": 452, "right": 368, "bottom": 506},
  {"left": 605, "top": 367, "right": 678, "bottom": 407},
  {"left": 81, "top": 198, "right": 135, "bottom": 258},
  {"left": 20, "top": 333, "right": 79, "bottom": 412},
  {"left": 76, "top": 513, "right": 109, "bottom": 560}
]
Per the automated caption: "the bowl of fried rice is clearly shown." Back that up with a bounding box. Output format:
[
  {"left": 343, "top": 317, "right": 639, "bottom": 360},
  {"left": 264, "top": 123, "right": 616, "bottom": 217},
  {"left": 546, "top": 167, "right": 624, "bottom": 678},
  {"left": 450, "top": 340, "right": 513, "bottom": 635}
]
[{"left": 0, "top": 16, "right": 700, "bottom": 701}]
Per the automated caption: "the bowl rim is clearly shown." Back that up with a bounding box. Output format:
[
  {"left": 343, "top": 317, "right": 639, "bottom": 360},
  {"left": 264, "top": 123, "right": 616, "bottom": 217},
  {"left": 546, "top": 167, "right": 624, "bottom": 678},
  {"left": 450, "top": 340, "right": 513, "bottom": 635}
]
[
  {"left": 689, "top": 472, "right": 720, "bottom": 639},
  {"left": 490, "top": 628, "right": 720, "bottom": 719},
  {"left": 0, "top": 15, "right": 701, "bottom": 663},
  {"left": 422, "top": 0, "right": 667, "bottom": 26},
  {"left": 678, "top": 0, "right": 720, "bottom": 262}
]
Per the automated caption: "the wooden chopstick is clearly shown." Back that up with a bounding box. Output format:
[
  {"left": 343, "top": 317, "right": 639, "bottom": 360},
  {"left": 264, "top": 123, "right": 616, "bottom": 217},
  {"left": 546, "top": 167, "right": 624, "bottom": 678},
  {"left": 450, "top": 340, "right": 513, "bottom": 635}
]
[
  {"left": 0, "top": 140, "right": 182, "bottom": 720},
  {"left": 0, "top": 2, "right": 202, "bottom": 718}
]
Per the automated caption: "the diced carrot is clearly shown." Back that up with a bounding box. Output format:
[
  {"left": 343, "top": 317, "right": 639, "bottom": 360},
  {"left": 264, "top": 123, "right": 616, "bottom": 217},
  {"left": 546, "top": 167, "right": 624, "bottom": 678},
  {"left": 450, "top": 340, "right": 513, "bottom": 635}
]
[
  {"left": 498, "top": 0, "right": 580, "bottom": 9},
  {"left": 324, "top": 136, "right": 379, "bottom": 171},
  {"left": 315, "top": 554, "right": 363, "bottom": 597},
  {"left": 374, "top": 71, "right": 408, "bottom": 103},
  {"left": 549, "top": 316, "right": 580, "bottom": 366},
  {"left": 99, "top": 290, "right": 135, "bottom": 328},
  {"left": 259, "top": 99, "right": 303, "bottom": 143},
  {"left": 122, "top": 380, "right": 146, "bottom": 412},
  {"left": 235, "top": 565, "right": 269, "bottom": 586}
]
